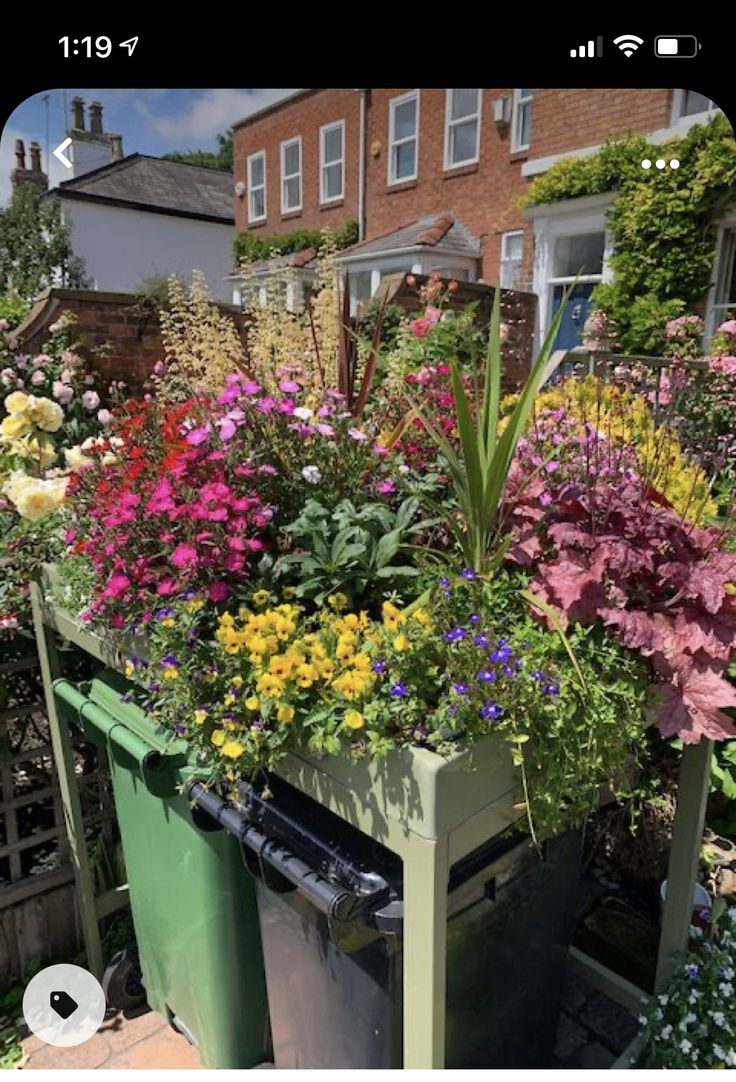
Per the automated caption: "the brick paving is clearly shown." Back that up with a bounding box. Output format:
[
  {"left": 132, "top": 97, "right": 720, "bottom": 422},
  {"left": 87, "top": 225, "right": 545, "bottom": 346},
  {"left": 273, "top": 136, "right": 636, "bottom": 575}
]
[{"left": 21, "top": 1006, "right": 200, "bottom": 1070}]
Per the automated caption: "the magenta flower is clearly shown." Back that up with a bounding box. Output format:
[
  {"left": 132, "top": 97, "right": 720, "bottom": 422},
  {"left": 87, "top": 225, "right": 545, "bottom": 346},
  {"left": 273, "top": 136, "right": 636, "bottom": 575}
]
[
  {"left": 257, "top": 397, "right": 276, "bottom": 413},
  {"left": 375, "top": 479, "right": 396, "bottom": 495},
  {"left": 171, "top": 543, "right": 198, "bottom": 569},
  {"left": 186, "top": 426, "right": 211, "bottom": 446},
  {"left": 208, "top": 582, "right": 229, "bottom": 602},
  {"left": 279, "top": 379, "right": 300, "bottom": 393},
  {"left": 411, "top": 318, "right": 431, "bottom": 339}
]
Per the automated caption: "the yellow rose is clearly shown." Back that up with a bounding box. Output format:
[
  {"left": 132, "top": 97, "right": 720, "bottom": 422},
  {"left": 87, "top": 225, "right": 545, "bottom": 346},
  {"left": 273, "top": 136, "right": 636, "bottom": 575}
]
[
  {"left": 1, "top": 413, "right": 30, "bottom": 438},
  {"left": 4, "top": 391, "right": 29, "bottom": 415},
  {"left": 7, "top": 475, "right": 67, "bottom": 522},
  {"left": 27, "top": 396, "right": 63, "bottom": 433},
  {"left": 344, "top": 710, "right": 364, "bottom": 730},
  {"left": 65, "top": 445, "right": 93, "bottom": 470}
]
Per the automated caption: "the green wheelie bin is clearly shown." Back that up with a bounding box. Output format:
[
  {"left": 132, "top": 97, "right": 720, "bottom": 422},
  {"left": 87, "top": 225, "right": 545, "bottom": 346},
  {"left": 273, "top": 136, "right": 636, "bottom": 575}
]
[{"left": 53, "top": 671, "right": 268, "bottom": 1069}]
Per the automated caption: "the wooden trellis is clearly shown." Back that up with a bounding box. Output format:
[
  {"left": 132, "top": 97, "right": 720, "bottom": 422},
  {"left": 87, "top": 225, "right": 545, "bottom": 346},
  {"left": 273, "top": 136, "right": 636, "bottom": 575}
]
[{"left": 0, "top": 641, "right": 118, "bottom": 987}]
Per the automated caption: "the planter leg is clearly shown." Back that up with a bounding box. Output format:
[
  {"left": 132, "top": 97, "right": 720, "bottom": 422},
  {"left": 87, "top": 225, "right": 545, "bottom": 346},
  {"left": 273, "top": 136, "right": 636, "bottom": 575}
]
[
  {"left": 655, "top": 740, "right": 713, "bottom": 991},
  {"left": 30, "top": 582, "right": 105, "bottom": 980},
  {"left": 402, "top": 834, "right": 449, "bottom": 1068}
]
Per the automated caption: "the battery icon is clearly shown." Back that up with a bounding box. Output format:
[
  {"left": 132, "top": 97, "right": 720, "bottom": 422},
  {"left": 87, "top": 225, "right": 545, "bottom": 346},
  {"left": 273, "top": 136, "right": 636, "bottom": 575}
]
[{"left": 655, "top": 35, "right": 700, "bottom": 57}]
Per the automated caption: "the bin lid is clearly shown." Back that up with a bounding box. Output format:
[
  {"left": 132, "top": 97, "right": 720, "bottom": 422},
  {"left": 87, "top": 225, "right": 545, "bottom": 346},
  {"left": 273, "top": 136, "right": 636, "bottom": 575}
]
[{"left": 88, "top": 670, "right": 189, "bottom": 759}]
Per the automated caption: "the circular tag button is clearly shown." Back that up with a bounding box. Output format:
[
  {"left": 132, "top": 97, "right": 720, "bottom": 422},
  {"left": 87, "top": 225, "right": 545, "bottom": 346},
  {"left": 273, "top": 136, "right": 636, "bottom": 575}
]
[{"left": 23, "top": 964, "right": 106, "bottom": 1047}]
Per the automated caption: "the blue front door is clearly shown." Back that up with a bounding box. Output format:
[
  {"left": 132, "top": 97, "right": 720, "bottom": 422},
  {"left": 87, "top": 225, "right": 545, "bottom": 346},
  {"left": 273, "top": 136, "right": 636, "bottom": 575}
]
[{"left": 551, "top": 282, "right": 595, "bottom": 350}]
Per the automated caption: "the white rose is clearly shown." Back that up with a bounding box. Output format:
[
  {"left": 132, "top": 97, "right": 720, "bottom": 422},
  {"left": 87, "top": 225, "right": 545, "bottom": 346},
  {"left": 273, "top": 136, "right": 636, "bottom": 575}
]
[{"left": 294, "top": 406, "right": 313, "bottom": 420}]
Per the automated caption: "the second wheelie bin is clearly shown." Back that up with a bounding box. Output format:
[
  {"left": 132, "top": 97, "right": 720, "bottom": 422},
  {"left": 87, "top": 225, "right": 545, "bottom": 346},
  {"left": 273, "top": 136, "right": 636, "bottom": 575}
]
[{"left": 54, "top": 671, "right": 269, "bottom": 1069}]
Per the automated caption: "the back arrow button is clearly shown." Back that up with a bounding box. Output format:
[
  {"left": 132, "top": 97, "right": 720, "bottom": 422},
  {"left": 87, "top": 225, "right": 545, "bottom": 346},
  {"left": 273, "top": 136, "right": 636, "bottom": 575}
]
[{"left": 53, "top": 138, "right": 72, "bottom": 169}]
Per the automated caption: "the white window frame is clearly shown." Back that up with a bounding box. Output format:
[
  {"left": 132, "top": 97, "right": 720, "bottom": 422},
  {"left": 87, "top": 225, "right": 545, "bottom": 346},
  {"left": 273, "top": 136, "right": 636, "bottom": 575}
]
[
  {"left": 706, "top": 215, "right": 736, "bottom": 338},
  {"left": 320, "top": 120, "right": 345, "bottom": 204},
  {"left": 279, "top": 137, "right": 302, "bottom": 215},
  {"left": 671, "top": 89, "right": 719, "bottom": 125},
  {"left": 500, "top": 230, "right": 524, "bottom": 289},
  {"left": 444, "top": 88, "right": 481, "bottom": 170},
  {"left": 247, "top": 150, "right": 267, "bottom": 224},
  {"left": 511, "top": 88, "right": 534, "bottom": 153},
  {"left": 387, "top": 90, "right": 419, "bottom": 185}
]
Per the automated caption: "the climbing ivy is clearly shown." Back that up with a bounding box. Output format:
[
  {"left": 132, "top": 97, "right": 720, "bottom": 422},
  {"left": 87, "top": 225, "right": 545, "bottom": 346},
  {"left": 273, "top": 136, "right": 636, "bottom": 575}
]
[
  {"left": 233, "top": 219, "right": 359, "bottom": 266},
  {"left": 520, "top": 114, "right": 736, "bottom": 353}
]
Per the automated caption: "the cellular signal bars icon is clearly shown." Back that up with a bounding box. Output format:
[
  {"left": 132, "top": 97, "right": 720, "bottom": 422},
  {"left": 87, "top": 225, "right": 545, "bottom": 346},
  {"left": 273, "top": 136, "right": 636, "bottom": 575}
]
[{"left": 570, "top": 36, "right": 603, "bottom": 58}]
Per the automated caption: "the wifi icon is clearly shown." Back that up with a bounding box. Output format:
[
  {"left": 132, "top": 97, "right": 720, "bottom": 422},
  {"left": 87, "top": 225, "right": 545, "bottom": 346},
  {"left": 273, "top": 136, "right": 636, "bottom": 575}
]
[{"left": 613, "top": 34, "right": 644, "bottom": 57}]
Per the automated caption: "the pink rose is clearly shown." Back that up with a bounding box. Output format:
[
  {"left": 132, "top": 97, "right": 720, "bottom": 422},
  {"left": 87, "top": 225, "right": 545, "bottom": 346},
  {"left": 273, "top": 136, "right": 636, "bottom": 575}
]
[
  {"left": 82, "top": 390, "right": 100, "bottom": 410},
  {"left": 425, "top": 306, "right": 441, "bottom": 325},
  {"left": 30, "top": 370, "right": 46, "bottom": 386},
  {"left": 97, "top": 409, "right": 113, "bottom": 426},
  {"left": 411, "top": 318, "right": 431, "bottom": 339},
  {"left": 52, "top": 381, "right": 74, "bottom": 405}
]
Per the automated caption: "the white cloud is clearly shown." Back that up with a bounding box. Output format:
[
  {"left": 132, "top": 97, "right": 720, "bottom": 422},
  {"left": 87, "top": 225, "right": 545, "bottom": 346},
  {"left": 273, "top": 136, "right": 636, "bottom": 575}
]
[
  {"left": 135, "top": 88, "right": 298, "bottom": 144},
  {"left": 0, "top": 126, "right": 68, "bottom": 205}
]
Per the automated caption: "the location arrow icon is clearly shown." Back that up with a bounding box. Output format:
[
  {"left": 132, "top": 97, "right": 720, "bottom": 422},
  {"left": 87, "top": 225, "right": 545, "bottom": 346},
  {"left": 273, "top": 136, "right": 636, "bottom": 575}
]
[{"left": 53, "top": 138, "right": 72, "bottom": 169}]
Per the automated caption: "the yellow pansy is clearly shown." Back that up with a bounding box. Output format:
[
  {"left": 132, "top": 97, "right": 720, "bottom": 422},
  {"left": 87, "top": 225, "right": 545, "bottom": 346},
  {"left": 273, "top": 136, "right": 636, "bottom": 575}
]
[
  {"left": 256, "top": 673, "right": 284, "bottom": 699},
  {"left": 335, "top": 640, "right": 354, "bottom": 662},
  {"left": 344, "top": 710, "right": 364, "bottom": 730},
  {"left": 223, "top": 694, "right": 236, "bottom": 707},
  {"left": 413, "top": 608, "right": 432, "bottom": 628},
  {"left": 245, "top": 696, "right": 260, "bottom": 711},
  {"left": 186, "top": 596, "right": 205, "bottom": 612},
  {"left": 252, "top": 589, "right": 271, "bottom": 606},
  {"left": 194, "top": 709, "right": 208, "bottom": 725},
  {"left": 162, "top": 666, "right": 179, "bottom": 680},
  {"left": 296, "top": 663, "right": 317, "bottom": 688},
  {"left": 124, "top": 660, "right": 135, "bottom": 678},
  {"left": 221, "top": 740, "right": 245, "bottom": 759},
  {"left": 219, "top": 612, "right": 234, "bottom": 627},
  {"left": 232, "top": 675, "right": 243, "bottom": 688},
  {"left": 277, "top": 704, "right": 295, "bottom": 723},
  {"left": 211, "top": 730, "right": 225, "bottom": 747},
  {"left": 269, "top": 654, "right": 295, "bottom": 678},
  {"left": 382, "top": 601, "right": 406, "bottom": 631},
  {"left": 333, "top": 670, "right": 371, "bottom": 701},
  {"left": 318, "top": 659, "right": 335, "bottom": 681},
  {"left": 328, "top": 592, "right": 348, "bottom": 611},
  {"left": 350, "top": 653, "right": 372, "bottom": 673},
  {"left": 393, "top": 634, "right": 411, "bottom": 652}
]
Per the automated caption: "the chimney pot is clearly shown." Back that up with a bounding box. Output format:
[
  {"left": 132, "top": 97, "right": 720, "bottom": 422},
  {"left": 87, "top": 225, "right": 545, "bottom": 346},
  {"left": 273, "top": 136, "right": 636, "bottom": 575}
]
[
  {"left": 14, "top": 139, "right": 26, "bottom": 170},
  {"left": 109, "top": 134, "right": 123, "bottom": 160},
  {"left": 29, "top": 142, "right": 42, "bottom": 173},
  {"left": 89, "top": 100, "right": 103, "bottom": 135},
  {"left": 71, "top": 96, "right": 85, "bottom": 130}
]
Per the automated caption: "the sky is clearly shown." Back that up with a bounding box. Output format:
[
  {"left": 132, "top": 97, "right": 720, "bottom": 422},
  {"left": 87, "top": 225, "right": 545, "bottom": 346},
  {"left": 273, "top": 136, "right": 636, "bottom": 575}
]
[{"left": 0, "top": 88, "right": 297, "bottom": 203}]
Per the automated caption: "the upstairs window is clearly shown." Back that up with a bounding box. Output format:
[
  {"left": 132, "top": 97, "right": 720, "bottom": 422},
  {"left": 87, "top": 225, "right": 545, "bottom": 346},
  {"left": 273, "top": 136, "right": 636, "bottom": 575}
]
[
  {"left": 320, "top": 120, "right": 345, "bottom": 203},
  {"left": 445, "top": 89, "right": 481, "bottom": 168},
  {"left": 672, "top": 89, "right": 719, "bottom": 121},
  {"left": 388, "top": 91, "right": 419, "bottom": 184},
  {"left": 247, "top": 151, "right": 266, "bottom": 223},
  {"left": 280, "top": 137, "right": 302, "bottom": 214},
  {"left": 511, "top": 88, "right": 534, "bottom": 152}
]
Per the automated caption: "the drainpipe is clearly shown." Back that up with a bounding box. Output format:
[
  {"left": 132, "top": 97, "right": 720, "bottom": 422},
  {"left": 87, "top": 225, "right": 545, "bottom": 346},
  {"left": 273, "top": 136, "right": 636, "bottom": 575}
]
[{"left": 357, "top": 89, "right": 368, "bottom": 241}]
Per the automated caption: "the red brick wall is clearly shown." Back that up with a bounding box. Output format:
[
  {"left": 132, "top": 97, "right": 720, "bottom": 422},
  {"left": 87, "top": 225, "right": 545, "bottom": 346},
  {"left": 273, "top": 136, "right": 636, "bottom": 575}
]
[
  {"left": 232, "top": 89, "right": 361, "bottom": 237},
  {"left": 14, "top": 289, "right": 248, "bottom": 390},
  {"left": 233, "top": 87, "right": 674, "bottom": 287}
]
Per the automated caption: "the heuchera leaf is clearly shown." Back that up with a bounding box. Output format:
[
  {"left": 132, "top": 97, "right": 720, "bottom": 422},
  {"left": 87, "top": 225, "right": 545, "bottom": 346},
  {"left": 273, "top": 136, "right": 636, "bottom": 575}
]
[{"left": 647, "top": 662, "right": 736, "bottom": 743}]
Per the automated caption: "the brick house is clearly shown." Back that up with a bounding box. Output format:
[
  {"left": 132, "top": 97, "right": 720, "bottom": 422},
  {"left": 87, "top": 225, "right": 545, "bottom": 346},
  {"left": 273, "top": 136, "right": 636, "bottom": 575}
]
[{"left": 231, "top": 88, "right": 728, "bottom": 347}]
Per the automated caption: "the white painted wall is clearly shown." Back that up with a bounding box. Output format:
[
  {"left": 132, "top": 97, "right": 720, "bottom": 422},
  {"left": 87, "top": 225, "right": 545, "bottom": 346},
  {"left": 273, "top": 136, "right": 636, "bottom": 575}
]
[{"left": 61, "top": 199, "right": 233, "bottom": 300}]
